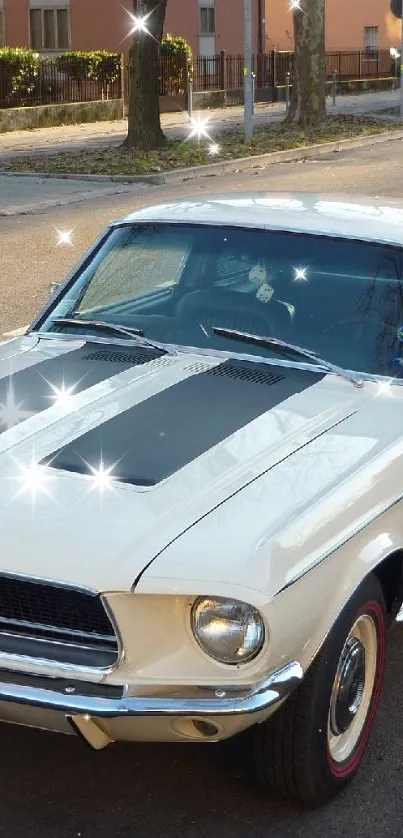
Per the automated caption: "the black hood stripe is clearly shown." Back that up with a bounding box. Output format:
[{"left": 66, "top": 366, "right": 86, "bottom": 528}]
[
  {"left": 0, "top": 343, "right": 163, "bottom": 434},
  {"left": 42, "top": 359, "right": 324, "bottom": 486}
]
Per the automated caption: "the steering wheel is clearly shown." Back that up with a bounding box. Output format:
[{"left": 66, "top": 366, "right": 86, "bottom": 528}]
[{"left": 175, "top": 289, "right": 290, "bottom": 341}]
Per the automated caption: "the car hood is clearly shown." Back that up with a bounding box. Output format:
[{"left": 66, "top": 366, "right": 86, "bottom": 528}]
[{"left": 0, "top": 334, "right": 380, "bottom": 593}]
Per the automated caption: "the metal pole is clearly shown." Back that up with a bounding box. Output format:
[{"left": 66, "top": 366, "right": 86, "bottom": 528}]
[
  {"left": 187, "top": 77, "right": 193, "bottom": 119},
  {"left": 332, "top": 70, "right": 337, "bottom": 106},
  {"left": 285, "top": 72, "right": 290, "bottom": 112},
  {"left": 244, "top": 0, "right": 253, "bottom": 141},
  {"left": 252, "top": 71, "right": 256, "bottom": 115},
  {"left": 401, "top": 18, "right": 403, "bottom": 119}
]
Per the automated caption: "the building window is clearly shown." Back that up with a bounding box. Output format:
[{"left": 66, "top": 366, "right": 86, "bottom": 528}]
[
  {"left": 30, "top": 8, "right": 70, "bottom": 50},
  {"left": 363, "top": 26, "right": 378, "bottom": 59},
  {"left": 200, "top": 6, "right": 215, "bottom": 35},
  {"left": 0, "top": 11, "right": 4, "bottom": 47}
]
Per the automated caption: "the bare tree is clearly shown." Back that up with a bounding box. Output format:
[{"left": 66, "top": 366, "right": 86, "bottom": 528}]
[
  {"left": 124, "top": 0, "right": 168, "bottom": 150},
  {"left": 286, "top": 0, "right": 326, "bottom": 127}
]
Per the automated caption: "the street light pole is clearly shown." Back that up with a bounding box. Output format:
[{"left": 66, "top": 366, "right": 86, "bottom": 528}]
[{"left": 244, "top": 0, "right": 253, "bottom": 141}]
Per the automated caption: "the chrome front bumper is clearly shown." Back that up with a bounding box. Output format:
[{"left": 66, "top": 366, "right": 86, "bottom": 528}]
[{"left": 0, "top": 661, "right": 303, "bottom": 747}]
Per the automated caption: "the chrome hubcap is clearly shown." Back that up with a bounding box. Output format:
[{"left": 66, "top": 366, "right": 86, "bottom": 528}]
[
  {"left": 327, "top": 614, "right": 377, "bottom": 764},
  {"left": 330, "top": 638, "right": 366, "bottom": 736}
]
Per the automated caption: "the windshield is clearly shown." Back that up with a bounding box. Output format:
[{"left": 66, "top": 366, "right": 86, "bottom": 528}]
[{"left": 37, "top": 222, "right": 403, "bottom": 378}]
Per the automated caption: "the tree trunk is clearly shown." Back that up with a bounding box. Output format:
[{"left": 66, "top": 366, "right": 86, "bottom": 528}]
[
  {"left": 286, "top": 0, "right": 326, "bottom": 128},
  {"left": 124, "top": 0, "right": 168, "bottom": 150}
]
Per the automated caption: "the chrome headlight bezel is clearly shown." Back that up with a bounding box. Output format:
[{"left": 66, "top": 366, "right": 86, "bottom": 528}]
[{"left": 190, "top": 595, "right": 266, "bottom": 666}]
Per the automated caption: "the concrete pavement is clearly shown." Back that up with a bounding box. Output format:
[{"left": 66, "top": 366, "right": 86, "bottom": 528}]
[{"left": 0, "top": 88, "right": 400, "bottom": 161}]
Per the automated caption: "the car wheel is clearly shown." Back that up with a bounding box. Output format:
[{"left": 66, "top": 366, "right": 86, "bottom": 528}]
[{"left": 251, "top": 573, "right": 386, "bottom": 808}]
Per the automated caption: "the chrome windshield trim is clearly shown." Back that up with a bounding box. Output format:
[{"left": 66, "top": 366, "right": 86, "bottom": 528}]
[
  {"left": 0, "top": 661, "right": 302, "bottom": 718},
  {"left": 29, "top": 331, "right": 403, "bottom": 385}
]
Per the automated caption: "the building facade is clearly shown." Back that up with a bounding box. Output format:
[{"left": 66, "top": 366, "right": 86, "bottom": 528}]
[{"left": 0, "top": 0, "right": 397, "bottom": 56}]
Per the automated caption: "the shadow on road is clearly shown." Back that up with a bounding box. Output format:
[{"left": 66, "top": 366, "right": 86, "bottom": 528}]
[{"left": 2, "top": 625, "right": 403, "bottom": 838}]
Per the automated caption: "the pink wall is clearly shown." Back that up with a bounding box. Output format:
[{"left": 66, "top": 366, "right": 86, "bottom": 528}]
[
  {"left": 164, "top": 0, "right": 199, "bottom": 56},
  {"left": 1, "top": 0, "right": 397, "bottom": 55},
  {"left": 4, "top": 0, "right": 29, "bottom": 47},
  {"left": 265, "top": 0, "right": 393, "bottom": 51},
  {"left": 215, "top": 0, "right": 259, "bottom": 55},
  {"left": 69, "top": 0, "right": 127, "bottom": 52}
]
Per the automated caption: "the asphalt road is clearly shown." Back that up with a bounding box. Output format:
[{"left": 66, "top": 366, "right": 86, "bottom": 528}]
[
  {"left": 2, "top": 137, "right": 403, "bottom": 837},
  {"left": 2, "top": 136, "right": 403, "bottom": 336}
]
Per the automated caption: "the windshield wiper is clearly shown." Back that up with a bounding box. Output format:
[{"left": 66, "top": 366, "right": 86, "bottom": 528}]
[
  {"left": 212, "top": 327, "right": 364, "bottom": 388},
  {"left": 51, "top": 318, "right": 165, "bottom": 353}
]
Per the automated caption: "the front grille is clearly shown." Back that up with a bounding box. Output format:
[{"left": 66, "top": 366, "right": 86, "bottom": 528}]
[{"left": 0, "top": 575, "right": 119, "bottom": 668}]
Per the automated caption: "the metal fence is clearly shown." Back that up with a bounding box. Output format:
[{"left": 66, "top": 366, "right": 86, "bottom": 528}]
[
  {"left": 0, "top": 56, "right": 122, "bottom": 109},
  {"left": 274, "top": 49, "right": 394, "bottom": 86},
  {"left": 0, "top": 49, "right": 396, "bottom": 110}
]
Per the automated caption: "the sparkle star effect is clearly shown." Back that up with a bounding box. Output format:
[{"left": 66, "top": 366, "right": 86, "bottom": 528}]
[
  {"left": 87, "top": 460, "right": 115, "bottom": 495},
  {"left": 16, "top": 460, "right": 52, "bottom": 498},
  {"left": 0, "top": 382, "right": 32, "bottom": 430},
  {"left": 48, "top": 382, "right": 76, "bottom": 409},
  {"left": 293, "top": 266, "right": 309, "bottom": 282},
  {"left": 120, "top": 2, "right": 158, "bottom": 43},
  {"left": 128, "top": 11, "right": 152, "bottom": 36},
  {"left": 377, "top": 379, "right": 394, "bottom": 396},
  {"left": 288, "top": 0, "right": 304, "bottom": 10},
  {"left": 187, "top": 115, "right": 212, "bottom": 142},
  {"left": 8, "top": 452, "right": 56, "bottom": 517},
  {"left": 208, "top": 143, "right": 220, "bottom": 156},
  {"left": 55, "top": 228, "right": 74, "bottom": 247}
]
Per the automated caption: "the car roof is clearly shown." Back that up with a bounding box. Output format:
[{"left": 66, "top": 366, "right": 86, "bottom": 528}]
[{"left": 116, "top": 192, "right": 403, "bottom": 248}]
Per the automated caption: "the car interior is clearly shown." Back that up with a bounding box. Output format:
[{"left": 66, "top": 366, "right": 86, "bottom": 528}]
[{"left": 47, "top": 223, "right": 403, "bottom": 375}]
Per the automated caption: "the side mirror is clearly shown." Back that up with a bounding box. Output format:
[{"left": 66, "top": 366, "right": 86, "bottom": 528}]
[{"left": 48, "top": 281, "right": 61, "bottom": 298}]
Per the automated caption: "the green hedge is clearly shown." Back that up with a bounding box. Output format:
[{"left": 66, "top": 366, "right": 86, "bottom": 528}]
[
  {"left": 55, "top": 50, "right": 121, "bottom": 90},
  {"left": 159, "top": 34, "right": 191, "bottom": 95},
  {"left": 0, "top": 47, "right": 121, "bottom": 106},
  {"left": 0, "top": 47, "right": 41, "bottom": 106},
  {"left": 160, "top": 34, "right": 192, "bottom": 59},
  {"left": 0, "top": 42, "right": 192, "bottom": 107}
]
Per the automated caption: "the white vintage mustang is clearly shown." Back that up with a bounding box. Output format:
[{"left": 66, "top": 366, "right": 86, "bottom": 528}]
[{"left": 1, "top": 192, "right": 403, "bottom": 807}]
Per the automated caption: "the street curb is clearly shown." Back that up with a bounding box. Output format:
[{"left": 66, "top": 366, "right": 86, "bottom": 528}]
[{"left": 1, "top": 128, "right": 403, "bottom": 189}]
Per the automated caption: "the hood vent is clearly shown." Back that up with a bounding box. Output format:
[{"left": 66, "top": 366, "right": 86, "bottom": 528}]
[
  {"left": 82, "top": 348, "right": 162, "bottom": 365},
  {"left": 206, "top": 361, "right": 284, "bottom": 386}
]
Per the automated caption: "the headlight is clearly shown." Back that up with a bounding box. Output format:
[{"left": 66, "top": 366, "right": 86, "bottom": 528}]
[{"left": 191, "top": 596, "right": 265, "bottom": 664}]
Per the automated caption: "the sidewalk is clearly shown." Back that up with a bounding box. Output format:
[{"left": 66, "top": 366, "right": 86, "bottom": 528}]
[{"left": 0, "top": 88, "right": 399, "bottom": 161}]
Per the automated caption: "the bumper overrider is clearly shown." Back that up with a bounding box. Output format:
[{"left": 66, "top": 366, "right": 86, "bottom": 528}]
[{"left": 0, "top": 661, "right": 303, "bottom": 748}]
